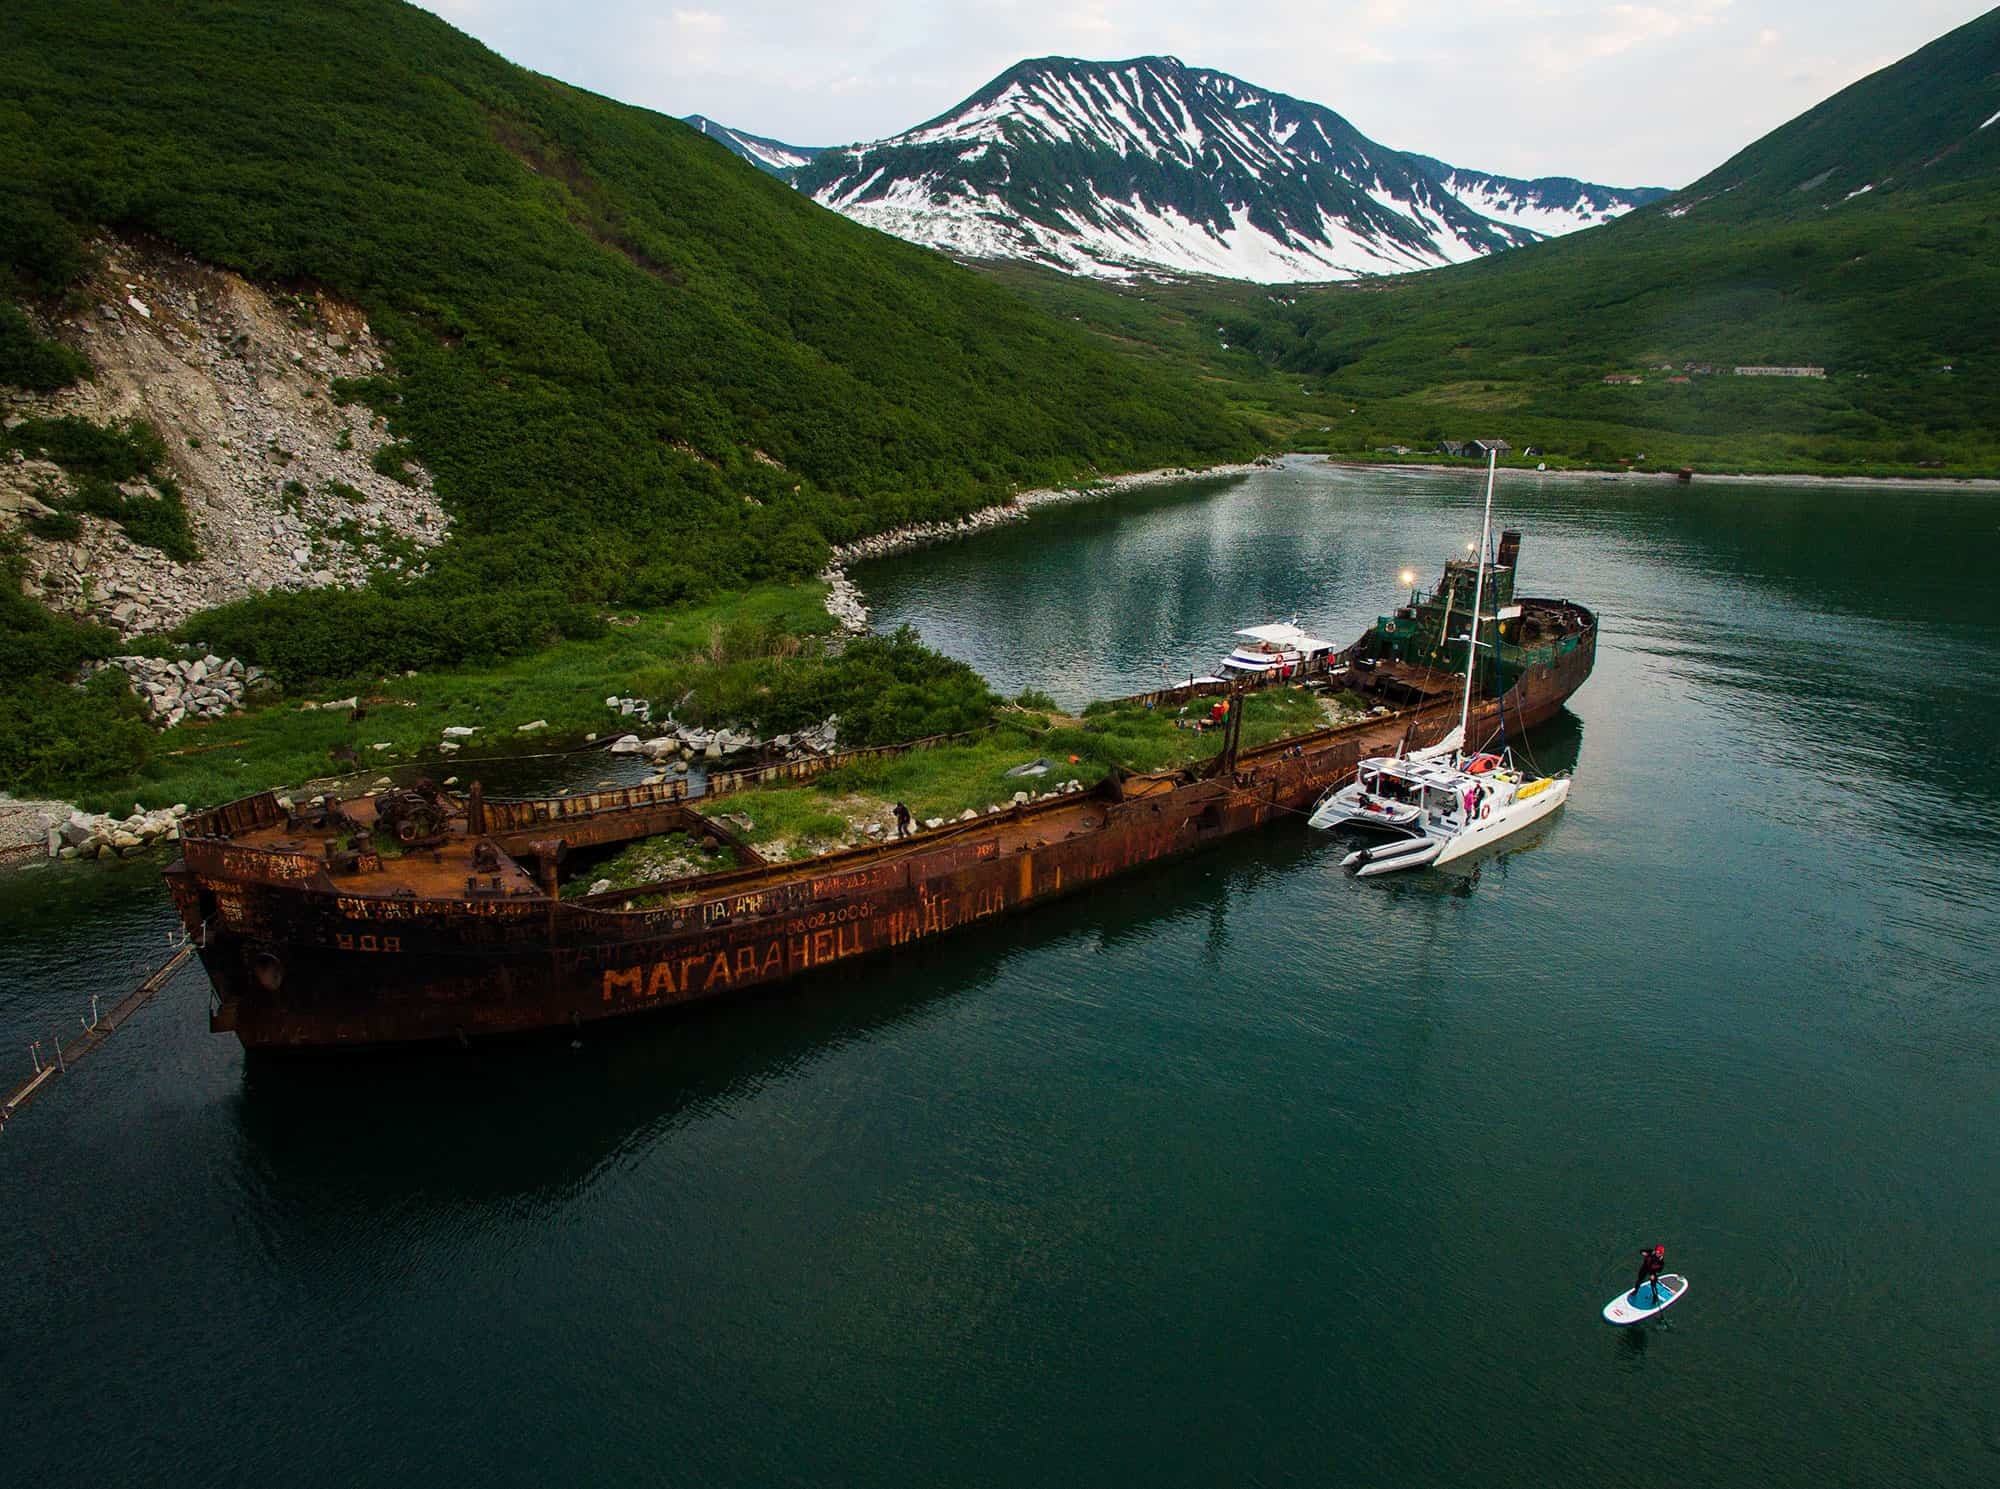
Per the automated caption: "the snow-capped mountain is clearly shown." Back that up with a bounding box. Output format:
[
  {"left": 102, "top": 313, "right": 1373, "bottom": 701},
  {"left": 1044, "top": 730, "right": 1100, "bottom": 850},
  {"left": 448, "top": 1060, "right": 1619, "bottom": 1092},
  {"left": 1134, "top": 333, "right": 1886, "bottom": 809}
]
[
  {"left": 780, "top": 57, "right": 1666, "bottom": 283},
  {"left": 684, "top": 114, "right": 823, "bottom": 175}
]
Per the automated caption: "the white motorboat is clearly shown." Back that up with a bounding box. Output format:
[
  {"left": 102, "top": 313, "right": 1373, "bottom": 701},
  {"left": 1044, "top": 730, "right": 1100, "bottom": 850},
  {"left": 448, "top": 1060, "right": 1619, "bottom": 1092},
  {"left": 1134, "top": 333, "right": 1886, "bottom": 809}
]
[
  {"left": 1217, "top": 621, "right": 1337, "bottom": 682},
  {"left": 1308, "top": 452, "right": 1573, "bottom": 875}
]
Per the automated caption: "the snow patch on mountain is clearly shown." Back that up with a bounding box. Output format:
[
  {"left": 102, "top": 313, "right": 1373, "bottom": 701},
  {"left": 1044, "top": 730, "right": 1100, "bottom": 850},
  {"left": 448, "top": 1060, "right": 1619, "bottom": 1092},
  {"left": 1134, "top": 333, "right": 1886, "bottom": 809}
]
[
  {"left": 789, "top": 57, "right": 1665, "bottom": 284},
  {"left": 683, "top": 115, "right": 822, "bottom": 176}
]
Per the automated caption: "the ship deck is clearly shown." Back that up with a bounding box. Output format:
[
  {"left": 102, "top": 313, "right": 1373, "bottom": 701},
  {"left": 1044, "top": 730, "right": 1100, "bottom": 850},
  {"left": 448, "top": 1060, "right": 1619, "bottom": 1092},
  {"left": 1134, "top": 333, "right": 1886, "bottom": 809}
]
[{"left": 209, "top": 695, "right": 1457, "bottom": 911}]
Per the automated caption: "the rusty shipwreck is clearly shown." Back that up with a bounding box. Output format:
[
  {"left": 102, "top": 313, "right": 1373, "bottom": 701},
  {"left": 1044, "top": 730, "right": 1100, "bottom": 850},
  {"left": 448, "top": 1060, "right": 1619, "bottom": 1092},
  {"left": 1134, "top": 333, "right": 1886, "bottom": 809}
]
[{"left": 166, "top": 533, "right": 1596, "bottom": 1050}]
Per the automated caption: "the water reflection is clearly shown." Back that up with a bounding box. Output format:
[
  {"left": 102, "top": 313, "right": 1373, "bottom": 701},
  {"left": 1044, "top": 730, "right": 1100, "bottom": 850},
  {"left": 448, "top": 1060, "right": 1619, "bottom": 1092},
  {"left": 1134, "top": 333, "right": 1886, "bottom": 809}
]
[
  {"left": 860, "top": 460, "right": 2000, "bottom": 844},
  {"left": 223, "top": 829, "right": 1308, "bottom": 1212}
]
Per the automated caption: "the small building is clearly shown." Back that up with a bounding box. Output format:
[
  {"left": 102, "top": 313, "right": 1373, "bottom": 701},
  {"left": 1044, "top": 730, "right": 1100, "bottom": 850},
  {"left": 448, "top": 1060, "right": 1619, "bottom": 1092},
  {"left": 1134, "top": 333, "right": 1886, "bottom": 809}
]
[
  {"left": 1470, "top": 438, "right": 1511, "bottom": 457},
  {"left": 1666, "top": 375, "right": 1691, "bottom": 384},
  {"left": 1734, "top": 365, "right": 1826, "bottom": 378},
  {"left": 1603, "top": 374, "right": 1643, "bottom": 385},
  {"left": 1683, "top": 361, "right": 1718, "bottom": 375}
]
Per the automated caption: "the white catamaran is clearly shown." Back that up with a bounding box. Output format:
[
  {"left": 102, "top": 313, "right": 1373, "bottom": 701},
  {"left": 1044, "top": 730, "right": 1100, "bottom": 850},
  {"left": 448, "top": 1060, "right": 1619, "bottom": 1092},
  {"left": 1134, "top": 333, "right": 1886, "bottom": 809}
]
[{"left": 1307, "top": 452, "right": 1572, "bottom": 876}]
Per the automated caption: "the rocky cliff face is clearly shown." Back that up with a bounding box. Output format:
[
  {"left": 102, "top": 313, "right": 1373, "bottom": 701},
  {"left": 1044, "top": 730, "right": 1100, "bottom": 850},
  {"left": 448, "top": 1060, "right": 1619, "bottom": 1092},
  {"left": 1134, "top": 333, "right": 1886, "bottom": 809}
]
[{"left": 2, "top": 235, "right": 447, "bottom": 636}]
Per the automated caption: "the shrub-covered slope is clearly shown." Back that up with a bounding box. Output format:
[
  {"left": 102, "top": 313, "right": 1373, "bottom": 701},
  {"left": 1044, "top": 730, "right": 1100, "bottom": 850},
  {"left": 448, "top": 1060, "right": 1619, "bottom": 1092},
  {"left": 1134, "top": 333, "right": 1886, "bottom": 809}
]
[
  {"left": 1664, "top": 8, "right": 2000, "bottom": 223},
  {"left": 1204, "top": 9, "right": 2000, "bottom": 472},
  {"left": 0, "top": 0, "right": 1254, "bottom": 678}
]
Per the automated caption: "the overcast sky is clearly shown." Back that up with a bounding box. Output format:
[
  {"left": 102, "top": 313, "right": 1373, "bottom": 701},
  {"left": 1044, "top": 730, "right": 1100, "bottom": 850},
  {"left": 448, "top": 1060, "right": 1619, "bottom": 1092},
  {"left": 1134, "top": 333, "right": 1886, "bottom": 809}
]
[{"left": 416, "top": 1, "right": 1991, "bottom": 185}]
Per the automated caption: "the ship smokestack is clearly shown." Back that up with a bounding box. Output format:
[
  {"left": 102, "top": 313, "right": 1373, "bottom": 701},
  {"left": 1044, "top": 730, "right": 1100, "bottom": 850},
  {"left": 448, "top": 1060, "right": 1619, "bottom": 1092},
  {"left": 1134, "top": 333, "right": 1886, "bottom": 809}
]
[{"left": 1496, "top": 529, "right": 1521, "bottom": 570}]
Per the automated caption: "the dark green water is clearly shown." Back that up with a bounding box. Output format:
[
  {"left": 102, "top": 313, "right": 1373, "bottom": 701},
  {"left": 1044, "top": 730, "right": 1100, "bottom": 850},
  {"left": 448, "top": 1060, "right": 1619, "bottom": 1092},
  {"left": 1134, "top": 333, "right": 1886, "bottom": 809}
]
[{"left": 5, "top": 459, "right": 1997, "bottom": 1486}]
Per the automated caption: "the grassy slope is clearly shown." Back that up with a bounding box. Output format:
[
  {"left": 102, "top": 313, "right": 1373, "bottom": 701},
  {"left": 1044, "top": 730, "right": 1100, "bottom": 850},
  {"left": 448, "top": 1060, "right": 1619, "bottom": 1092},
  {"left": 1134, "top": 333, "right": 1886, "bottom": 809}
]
[
  {"left": 990, "top": 12, "right": 2000, "bottom": 476},
  {"left": 0, "top": 0, "right": 1253, "bottom": 644},
  {"left": 0, "top": 0, "right": 1258, "bottom": 801},
  {"left": 59, "top": 585, "right": 829, "bottom": 812}
]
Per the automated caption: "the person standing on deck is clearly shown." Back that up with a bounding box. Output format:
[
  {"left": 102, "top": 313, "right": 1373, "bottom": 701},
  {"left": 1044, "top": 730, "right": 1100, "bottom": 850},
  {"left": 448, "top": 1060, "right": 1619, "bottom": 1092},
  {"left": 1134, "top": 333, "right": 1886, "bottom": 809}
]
[{"left": 893, "top": 802, "right": 912, "bottom": 839}]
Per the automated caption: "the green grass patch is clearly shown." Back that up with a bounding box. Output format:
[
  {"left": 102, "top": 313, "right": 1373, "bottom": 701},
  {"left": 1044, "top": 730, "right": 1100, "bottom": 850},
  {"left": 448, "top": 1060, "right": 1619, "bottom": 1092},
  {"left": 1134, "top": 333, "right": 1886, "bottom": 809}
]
[
  {"left": 704, "top": 685, "right": 1330, "bottom": 855},
  {"left": 566, "top": 830, "right": 739, "bottom": 893}
]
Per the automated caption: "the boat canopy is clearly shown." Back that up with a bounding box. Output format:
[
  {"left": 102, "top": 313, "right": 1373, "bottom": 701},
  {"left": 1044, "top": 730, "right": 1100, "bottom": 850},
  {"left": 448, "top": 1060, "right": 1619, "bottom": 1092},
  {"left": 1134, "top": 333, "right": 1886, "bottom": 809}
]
[
  {"left": 1356, "top": 755, "right": 1475, "bottom": 791},
  {"left": 1233, "top": 622, "right": 1337, "bottom": 653}
]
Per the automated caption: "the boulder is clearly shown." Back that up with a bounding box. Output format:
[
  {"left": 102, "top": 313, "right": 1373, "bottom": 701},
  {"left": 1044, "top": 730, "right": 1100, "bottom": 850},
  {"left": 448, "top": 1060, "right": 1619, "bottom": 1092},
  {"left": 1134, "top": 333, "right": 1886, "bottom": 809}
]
[{"left": 606, "top": 734, "right": 644, "bottom": 755}]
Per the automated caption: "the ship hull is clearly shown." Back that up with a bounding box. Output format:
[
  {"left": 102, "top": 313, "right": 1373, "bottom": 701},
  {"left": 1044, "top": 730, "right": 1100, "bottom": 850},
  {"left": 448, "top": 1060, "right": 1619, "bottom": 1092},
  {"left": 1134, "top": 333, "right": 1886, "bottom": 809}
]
[
  {"left": 169, "top": 610, "right": 1595, "bottom": 1051},
  {"left": 177, "top": 751, "right": 1355, "bottom": 1049}
]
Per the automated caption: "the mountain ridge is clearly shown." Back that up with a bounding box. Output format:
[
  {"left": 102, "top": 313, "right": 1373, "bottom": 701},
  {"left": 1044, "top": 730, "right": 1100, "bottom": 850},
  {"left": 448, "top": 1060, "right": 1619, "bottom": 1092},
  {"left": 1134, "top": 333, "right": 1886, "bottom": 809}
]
[
  {"left": 725, "top": 54, "right": 1666, "bottom": 282},
  {"left": 1187, "top": 9, "right": 2000, "bottom": 473}
]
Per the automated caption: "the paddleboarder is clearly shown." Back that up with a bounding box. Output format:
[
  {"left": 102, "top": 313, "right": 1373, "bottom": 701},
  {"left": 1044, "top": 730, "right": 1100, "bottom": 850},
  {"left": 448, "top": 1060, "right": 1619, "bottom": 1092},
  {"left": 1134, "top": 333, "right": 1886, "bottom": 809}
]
[{"left": 1630, "top": 1243, "right": 1667, "bottom": 1303}]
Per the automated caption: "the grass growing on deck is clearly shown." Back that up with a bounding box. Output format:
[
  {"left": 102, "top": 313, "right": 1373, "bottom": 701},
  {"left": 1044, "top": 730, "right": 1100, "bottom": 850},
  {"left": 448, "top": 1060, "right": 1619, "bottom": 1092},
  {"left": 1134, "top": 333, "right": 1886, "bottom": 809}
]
[
  {"left": 705, "top": 686, "right": 1328, "bottom": 859},
  {"left": 567, "top": 830, "right": 740, "bottom": 894}
]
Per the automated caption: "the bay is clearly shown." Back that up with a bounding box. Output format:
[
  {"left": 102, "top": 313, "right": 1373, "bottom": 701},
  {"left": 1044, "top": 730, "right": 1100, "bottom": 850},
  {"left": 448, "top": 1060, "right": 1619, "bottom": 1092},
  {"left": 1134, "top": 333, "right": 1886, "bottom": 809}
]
[{"left": 3, "top": 458, "right": 1995, "bottom": 1486}]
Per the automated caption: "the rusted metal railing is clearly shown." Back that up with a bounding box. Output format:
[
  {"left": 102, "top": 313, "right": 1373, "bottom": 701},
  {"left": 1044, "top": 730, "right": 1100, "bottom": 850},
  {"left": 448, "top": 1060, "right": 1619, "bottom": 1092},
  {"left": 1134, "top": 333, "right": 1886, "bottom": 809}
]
[{"left": 2, "top": 937, "right": 198, "bottom": 1130}]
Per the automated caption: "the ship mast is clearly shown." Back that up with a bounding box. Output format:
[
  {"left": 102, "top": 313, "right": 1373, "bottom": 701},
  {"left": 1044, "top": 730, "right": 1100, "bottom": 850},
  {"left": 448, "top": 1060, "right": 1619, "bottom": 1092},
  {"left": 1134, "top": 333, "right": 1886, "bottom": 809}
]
[{"left": 1456, "top": 449, "right": 1498, "bottom": 752}]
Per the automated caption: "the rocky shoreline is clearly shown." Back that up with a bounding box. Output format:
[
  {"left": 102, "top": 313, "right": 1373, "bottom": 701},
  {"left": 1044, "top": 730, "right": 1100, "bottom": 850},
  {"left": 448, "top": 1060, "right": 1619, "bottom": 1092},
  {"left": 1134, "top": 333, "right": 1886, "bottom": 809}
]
[
  {"left": 820, "top": 459, "right": 1270, "bottom": 631},
  {"left": 1319, "top": 456, "right": 2000, "bottom": 492}
]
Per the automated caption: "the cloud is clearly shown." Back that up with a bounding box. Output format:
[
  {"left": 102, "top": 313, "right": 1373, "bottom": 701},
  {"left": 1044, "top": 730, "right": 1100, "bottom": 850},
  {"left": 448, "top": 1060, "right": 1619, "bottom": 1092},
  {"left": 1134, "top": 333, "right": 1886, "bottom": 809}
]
[
  {"left": 411, "top": 1, "right": 1995, "bottom": 187},
  {"left": 1521, "top": 0, "right": 1736, "bottom": 77}
]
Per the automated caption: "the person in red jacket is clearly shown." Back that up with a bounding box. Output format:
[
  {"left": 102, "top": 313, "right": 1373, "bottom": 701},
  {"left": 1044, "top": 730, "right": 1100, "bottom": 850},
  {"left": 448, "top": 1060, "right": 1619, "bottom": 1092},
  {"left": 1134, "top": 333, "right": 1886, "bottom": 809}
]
[{"left": 1631, "top": 1244, "right": 1667, "bottom": 1303}]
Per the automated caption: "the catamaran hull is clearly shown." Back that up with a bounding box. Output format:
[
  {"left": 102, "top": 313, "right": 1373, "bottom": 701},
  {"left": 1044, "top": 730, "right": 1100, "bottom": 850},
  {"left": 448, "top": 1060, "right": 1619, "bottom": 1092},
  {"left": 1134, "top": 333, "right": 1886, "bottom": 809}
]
[{"left": 1432, "top": 777, "right": 1571, "bottom": 867}]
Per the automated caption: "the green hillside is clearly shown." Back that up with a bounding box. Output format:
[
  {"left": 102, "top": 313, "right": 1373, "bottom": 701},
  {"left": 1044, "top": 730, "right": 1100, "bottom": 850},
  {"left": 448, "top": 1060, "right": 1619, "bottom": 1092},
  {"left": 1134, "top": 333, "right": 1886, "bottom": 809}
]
[
  {"left": 1179, "top": 10, "right": 2000, "bottom": 474},
  {"left": 1669, "top": 8, "right": 2000, "bottom": 221},
  {"left": 0, "top": 0, "right": 1253, "bottom": 671}
]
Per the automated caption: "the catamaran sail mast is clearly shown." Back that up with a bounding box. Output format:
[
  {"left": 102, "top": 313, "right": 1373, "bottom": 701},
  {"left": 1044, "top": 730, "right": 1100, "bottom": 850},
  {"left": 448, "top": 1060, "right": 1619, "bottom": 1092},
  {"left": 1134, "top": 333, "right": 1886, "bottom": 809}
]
[{"left": 1456, "top": 449, "right": 1498, "bottom": 749}]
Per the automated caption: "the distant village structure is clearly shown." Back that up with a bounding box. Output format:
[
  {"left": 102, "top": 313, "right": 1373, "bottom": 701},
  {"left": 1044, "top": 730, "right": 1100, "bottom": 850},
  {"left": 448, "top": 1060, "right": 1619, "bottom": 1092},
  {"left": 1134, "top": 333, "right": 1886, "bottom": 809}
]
[
  {"left": 1438, "top": 438, "right": 1512, "bottom": 458},
  {"left": 1599, "top": 362, "right": 1827, "bottom": 385}
]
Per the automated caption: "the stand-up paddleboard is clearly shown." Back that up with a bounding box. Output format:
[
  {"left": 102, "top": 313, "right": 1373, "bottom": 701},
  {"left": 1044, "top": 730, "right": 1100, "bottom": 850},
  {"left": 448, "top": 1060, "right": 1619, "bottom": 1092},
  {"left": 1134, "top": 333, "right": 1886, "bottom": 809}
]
[{"left": 1603, "top": 1273, "right": 1688, "bottom": 1325}]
